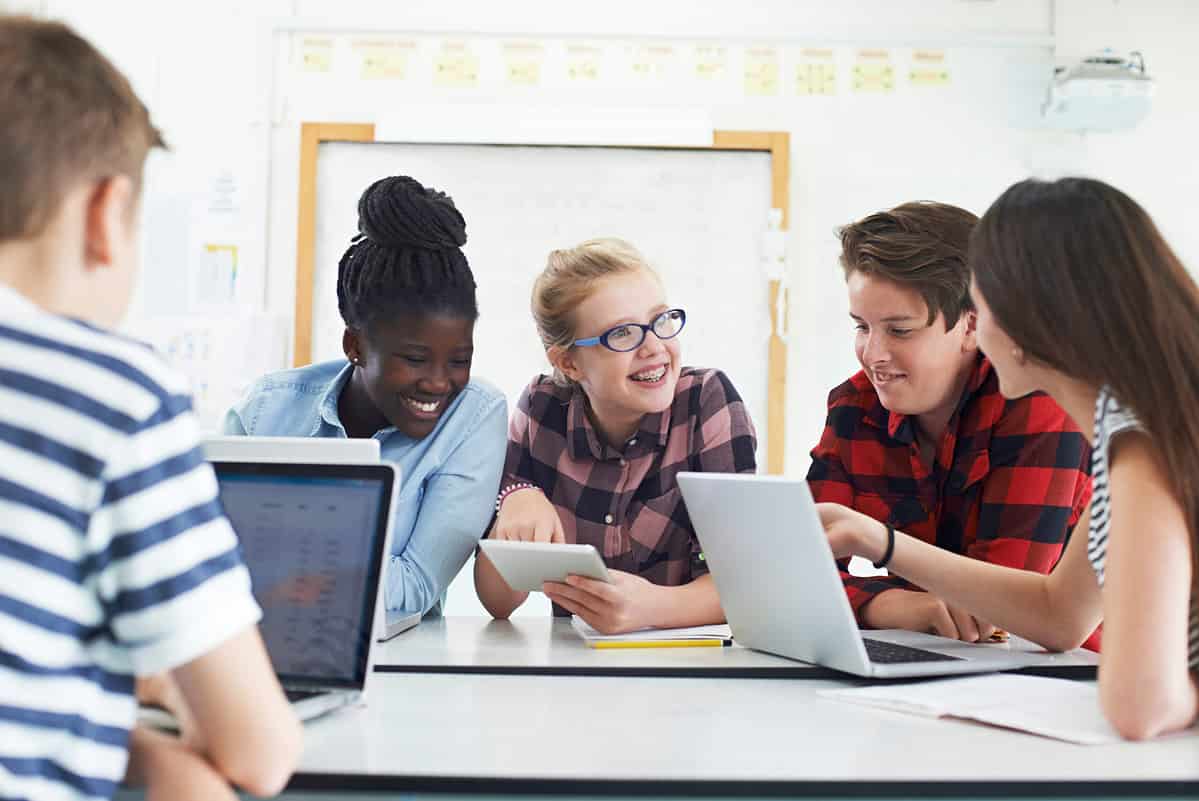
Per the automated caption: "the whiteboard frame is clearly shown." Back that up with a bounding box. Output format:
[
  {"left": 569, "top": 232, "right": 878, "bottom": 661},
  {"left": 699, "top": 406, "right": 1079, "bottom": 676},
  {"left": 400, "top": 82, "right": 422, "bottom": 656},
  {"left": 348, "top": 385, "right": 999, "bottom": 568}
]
[{"left": 293, "top": 122, "right": 790, "bottom": 474}]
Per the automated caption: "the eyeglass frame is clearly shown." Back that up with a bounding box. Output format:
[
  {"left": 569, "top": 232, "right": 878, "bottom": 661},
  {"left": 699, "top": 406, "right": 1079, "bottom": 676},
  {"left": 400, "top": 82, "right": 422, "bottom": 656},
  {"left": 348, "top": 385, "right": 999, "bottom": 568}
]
[{"left": 571, "top": 308, "right": 687, "bottom": 353}]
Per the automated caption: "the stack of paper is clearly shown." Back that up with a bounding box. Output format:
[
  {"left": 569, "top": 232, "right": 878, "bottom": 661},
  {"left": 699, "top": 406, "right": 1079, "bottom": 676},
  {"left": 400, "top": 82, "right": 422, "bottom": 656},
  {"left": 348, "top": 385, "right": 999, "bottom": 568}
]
[
  {"left": 571, "top": 617, "right": 732, "bottom": 648},
  {"left": 820, "top": 674, "right": 1122, "bottom": 745}
]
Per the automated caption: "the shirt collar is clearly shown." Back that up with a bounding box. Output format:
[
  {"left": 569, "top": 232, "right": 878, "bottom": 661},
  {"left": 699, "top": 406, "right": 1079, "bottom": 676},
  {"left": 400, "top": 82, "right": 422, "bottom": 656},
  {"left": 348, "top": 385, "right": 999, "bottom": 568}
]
[
  {"left": 872, "top": 354, "right": 992, "bottom": 444},
  {"left": 0, "top": 283, "right": 42, "bottom": 315},
  {"left": 565, "top": 384, "right": 671, "bottom": 461},
  {"left": 319, "top": 361, "right": 405, "bottom": 440},
  {"left": 315, "top": 361, "right": 360, "bottom": 437}
]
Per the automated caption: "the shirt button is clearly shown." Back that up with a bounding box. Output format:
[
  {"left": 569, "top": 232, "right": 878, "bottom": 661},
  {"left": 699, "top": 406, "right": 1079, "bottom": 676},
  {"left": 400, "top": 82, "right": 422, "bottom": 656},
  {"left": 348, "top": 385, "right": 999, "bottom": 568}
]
[{"left": 604, "top": 514, "right": 614, "bottom": 525}]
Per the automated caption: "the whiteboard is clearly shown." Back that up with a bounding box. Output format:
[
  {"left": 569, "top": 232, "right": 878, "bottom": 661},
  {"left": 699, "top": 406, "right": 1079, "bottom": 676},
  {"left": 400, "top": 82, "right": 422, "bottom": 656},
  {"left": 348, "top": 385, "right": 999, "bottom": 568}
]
[{"left": 310, "top": 141, "right": 774, "bottom": 440}]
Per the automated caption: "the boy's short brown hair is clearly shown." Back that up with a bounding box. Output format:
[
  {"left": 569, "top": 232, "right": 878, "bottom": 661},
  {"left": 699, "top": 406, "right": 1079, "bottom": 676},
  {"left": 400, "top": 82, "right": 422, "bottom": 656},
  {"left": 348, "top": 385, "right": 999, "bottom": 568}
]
[
  {"left": 837, "top": 201, "right": 978, "bottom": 329},
  {"left": 0, "top": 15, "right": 165, "bottom": 241}
]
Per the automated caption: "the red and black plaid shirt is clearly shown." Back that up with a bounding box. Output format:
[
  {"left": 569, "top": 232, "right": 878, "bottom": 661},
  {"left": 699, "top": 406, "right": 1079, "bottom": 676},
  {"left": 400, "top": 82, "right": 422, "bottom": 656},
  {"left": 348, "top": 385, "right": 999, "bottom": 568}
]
[
  {"left": 807, "top": 355, "right": 1098, "bottom": 647},
  {"left": 503, "top": 368, "right": 757, "bottom": 615}
]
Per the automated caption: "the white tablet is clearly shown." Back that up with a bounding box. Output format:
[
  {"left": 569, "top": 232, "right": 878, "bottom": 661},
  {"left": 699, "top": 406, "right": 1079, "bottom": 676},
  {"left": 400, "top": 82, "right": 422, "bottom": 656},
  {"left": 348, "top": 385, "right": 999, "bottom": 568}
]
[{"left": 478, "top": 540, "right": 611, "bottom": 592}]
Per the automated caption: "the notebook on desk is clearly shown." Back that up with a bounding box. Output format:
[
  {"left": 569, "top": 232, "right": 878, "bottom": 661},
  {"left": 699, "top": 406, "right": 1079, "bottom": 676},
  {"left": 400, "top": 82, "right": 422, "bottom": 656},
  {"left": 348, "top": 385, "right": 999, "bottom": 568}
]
[
  {"left": 677, "top": 473, "right": 1046, "bottom": 678},
  {"left": 571, "top": 617, "right": 732, "bottom": 648},
  {"left": 820, "top": 675, "right": 1123, "bottom": 744}
]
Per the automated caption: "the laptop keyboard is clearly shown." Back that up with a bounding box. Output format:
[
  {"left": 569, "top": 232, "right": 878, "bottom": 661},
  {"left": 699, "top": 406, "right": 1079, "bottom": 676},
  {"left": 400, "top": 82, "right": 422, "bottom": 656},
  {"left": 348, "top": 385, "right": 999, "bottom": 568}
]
[
  {"left": 863, "top": 638, "right": 964, "bottom": 663},
  {"left": 284, "top": 689, "right": 326, "bottom": 703}
]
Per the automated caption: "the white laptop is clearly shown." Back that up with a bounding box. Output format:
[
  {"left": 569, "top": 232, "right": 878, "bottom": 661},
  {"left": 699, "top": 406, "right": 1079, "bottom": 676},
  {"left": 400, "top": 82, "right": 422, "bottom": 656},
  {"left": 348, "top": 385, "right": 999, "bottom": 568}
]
[
  {"left": 677, "top": 472, "right": 1046, "bottom": 678},
  {"left": 202, "top": 435, "right": 380, "bottom": 464},
  {"left": 212, "top": 460, "right": 398, "bottom": 720}
]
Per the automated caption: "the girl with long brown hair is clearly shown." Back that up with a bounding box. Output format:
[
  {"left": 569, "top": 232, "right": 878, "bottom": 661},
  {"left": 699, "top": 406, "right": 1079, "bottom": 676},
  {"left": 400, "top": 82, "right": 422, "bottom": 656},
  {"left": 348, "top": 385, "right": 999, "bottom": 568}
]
[{"left": 818, "top": 177, "right": 1198, "bottom": 740}]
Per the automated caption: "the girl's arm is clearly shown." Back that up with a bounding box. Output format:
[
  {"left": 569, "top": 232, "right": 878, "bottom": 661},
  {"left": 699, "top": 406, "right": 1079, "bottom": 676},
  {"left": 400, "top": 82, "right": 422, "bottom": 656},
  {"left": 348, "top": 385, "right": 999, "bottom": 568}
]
[
  {"left": 387, "top": 394, "right": 507, "bottom": 615},
  {"left": 473, "top": 386, "right": 558, "bottom": 618},
  {"left": 821, "top": 500, "right": 1103, "bottom": 651},
  {"left": 1098, "top": 433, "right": 1198, "bottom": 739}
]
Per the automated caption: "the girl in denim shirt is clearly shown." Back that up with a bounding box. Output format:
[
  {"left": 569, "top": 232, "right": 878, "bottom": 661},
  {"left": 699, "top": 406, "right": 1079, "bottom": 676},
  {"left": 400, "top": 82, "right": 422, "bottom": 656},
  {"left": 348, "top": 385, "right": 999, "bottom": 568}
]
[{"left": 225, "top": 176, "right": 506, "bottom": 617}]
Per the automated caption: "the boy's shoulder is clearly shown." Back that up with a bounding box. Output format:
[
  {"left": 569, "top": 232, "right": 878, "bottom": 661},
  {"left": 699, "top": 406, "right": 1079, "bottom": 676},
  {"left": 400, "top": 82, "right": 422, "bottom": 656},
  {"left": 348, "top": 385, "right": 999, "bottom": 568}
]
[{"left": 0, "top": 307, "right": 190, "bottom": 424}]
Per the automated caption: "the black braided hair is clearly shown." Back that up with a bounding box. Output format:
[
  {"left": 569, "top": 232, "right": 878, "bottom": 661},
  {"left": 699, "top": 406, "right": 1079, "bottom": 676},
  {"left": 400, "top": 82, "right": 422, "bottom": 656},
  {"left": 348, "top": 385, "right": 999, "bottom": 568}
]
[{"left": 336, "top": 175, "right": 477, "bottom": 331}]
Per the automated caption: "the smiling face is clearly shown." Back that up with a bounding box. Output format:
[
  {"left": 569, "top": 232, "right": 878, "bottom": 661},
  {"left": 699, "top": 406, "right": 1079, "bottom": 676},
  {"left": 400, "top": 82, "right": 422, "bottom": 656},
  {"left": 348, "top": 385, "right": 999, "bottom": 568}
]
[
  {"left": 553, "top": 270, "right": 682, "bottom": 444},
  {"left": 346, "top": 313, "right": 475, "bottom": 439},
  {"left": 847, "top": 270, "right": 977, "bottom": 419}
]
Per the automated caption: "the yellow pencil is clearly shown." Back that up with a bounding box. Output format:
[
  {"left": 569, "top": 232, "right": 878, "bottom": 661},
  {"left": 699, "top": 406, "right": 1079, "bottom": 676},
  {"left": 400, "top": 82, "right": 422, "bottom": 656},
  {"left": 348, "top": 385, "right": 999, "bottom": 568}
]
[{"left": 589, "top": 639, "right": 731, "bottom": 649}]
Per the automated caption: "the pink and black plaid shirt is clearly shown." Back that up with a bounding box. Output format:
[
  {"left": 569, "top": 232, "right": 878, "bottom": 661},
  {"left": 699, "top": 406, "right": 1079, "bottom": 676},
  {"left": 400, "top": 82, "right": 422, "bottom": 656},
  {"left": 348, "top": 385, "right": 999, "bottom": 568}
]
[{"left": 502, "top": 368, "right": 757, "bottom": 608}]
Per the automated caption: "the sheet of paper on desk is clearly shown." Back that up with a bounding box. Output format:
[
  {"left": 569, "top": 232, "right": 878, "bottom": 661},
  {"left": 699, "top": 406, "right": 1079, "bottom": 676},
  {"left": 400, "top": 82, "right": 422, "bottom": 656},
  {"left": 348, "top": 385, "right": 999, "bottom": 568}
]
[
  {"left": 570, "top": 616, "right": 732, "bottom": 642},
  {"left": 819, "top": 674, "right": 1122, "bottom": 745}
]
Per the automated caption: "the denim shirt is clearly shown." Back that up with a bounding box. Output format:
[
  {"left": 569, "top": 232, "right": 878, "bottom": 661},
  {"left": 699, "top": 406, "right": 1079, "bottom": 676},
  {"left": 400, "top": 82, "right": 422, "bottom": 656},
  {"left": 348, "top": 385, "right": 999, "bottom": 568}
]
[{"left": 223, "top": 359, "right": 506, "bottom": 616}]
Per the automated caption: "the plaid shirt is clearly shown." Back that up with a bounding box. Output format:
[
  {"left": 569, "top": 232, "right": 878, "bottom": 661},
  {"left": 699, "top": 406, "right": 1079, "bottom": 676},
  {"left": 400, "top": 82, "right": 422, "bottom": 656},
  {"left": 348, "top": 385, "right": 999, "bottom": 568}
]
[
  {"left": 503, "top": 368, "right": 756, "bottom": 613},
  {"left": 807, "top": 355, "right": 1097, "bottom": 645}
]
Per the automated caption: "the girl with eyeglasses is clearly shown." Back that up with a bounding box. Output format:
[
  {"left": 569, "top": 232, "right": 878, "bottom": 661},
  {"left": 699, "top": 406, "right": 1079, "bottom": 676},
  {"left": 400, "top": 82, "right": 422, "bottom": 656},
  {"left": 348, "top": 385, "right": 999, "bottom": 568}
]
[{"left": 474, "top": 238, "right": 757, "bottom": 632}]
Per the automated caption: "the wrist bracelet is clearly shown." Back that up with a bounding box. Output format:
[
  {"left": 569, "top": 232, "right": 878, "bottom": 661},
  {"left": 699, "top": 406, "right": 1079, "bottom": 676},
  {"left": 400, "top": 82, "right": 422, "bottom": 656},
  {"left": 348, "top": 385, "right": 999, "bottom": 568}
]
[
  {"left": 496, "top": 482, "right": 541, "bottom": 512},
  {"left": 872, "top": 522, "right": 896, "bottom": 570}
]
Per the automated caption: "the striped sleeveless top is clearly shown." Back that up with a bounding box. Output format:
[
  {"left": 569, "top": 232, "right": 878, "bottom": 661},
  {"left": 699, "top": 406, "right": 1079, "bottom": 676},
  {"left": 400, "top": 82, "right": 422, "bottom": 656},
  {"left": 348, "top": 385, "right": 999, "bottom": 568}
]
[{"left": 1090, "top": 388, "right": 1199, "bottom": 673}]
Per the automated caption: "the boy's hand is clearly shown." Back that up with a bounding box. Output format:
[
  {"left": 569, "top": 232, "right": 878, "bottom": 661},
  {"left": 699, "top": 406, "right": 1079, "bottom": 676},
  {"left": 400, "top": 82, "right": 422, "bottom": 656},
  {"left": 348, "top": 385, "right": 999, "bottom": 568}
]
[{"left": 136, "top": 674, "right": 200, "bottom": 747}]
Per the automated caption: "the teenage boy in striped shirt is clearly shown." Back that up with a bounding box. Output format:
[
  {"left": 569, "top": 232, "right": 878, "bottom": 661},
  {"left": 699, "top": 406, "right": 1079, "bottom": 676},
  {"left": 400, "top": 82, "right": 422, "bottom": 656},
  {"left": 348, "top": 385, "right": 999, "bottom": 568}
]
[
  {"left": 807, "top": 202, "right": 1097, "bottom": 647},
  {"left": 0, "top": 15, "right": 300, "bottom": 801}
]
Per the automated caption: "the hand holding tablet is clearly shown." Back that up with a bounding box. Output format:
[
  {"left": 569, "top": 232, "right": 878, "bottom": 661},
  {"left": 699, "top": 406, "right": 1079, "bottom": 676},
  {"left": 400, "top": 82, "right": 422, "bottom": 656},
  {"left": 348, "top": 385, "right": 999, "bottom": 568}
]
[{"left": 478, "top": 540, "right": 611, "bottom": 593}]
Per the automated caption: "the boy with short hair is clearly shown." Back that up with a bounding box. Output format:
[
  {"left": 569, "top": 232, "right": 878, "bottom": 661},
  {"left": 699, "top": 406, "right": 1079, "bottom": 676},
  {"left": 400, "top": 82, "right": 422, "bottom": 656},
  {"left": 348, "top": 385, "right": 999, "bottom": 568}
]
[
  {"left": 808, "top": 201, "right": 1098, "bottom": 647},
  {"left": 0, "top": 15, "right": 301, "bottom": 800}
]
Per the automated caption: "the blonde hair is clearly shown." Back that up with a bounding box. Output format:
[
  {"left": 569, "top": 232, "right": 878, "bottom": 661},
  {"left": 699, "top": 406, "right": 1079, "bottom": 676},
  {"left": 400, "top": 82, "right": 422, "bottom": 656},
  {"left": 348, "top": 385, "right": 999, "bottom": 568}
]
[{"left": 532, "top": 238, "right": 659, "bottom": 385}]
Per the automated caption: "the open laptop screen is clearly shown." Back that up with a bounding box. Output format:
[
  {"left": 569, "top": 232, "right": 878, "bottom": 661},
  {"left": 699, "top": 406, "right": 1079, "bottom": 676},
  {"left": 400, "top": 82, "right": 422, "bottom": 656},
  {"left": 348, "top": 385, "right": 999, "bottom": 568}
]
[{"left": 212, "top": 462, "right": 393, "bottom": 688}]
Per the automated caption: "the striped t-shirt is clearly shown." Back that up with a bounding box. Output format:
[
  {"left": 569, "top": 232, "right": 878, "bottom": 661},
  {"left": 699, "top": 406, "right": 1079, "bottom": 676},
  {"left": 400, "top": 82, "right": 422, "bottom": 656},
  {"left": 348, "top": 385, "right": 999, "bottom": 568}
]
[
  {"left": 0, "top": 285, "right": 261, "bottom": 801},
  {"left": 1089, "top": 387, "right": 1199, "bottom": 673}
]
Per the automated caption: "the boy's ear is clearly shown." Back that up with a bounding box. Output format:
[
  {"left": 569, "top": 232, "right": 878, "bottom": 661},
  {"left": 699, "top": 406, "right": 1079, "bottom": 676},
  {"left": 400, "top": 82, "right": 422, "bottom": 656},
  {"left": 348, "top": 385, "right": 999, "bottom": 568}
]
[
  {"left": 83, "top": 176, "right": 135, "bottom": 270},
  {"left": 961, "top": 310, "right": 979, "bottom": 352},
  {"left": 548, "top": 345, "right": 582, "bottom": 383}
]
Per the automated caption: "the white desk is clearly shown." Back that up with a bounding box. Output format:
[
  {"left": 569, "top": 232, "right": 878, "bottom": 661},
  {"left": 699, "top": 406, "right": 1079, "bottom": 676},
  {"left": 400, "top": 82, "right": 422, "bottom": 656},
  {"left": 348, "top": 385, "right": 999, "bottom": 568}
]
[
  {"left": 116, "top": 619, "right": 1190, "bottom": 799},
  {"left": 284, "top": 671, "right": 1198, "bottom": 797},
  {"left": 374, "top": 616, "right": 1100, "bottom": 680}
]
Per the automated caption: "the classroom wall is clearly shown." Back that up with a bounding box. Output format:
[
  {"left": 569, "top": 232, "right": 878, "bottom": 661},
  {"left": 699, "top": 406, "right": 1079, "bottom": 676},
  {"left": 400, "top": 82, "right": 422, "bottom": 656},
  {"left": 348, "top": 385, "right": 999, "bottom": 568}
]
[
  {"left": 10, "top": 0, "right": 1199, "bottom": 614},
  {"left": 264, "top": 0, "right": 1058, "bottom": 474},
  {"left": 21, "top": 0, "right": 1198, "bottom": 470}
]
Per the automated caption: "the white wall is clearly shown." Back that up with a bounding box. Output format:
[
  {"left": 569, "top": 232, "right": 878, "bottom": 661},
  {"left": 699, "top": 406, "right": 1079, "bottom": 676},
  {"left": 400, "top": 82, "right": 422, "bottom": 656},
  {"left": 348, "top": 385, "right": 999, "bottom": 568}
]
[
  {"left": 1053, "top": 0, "right": 1199, "bottom": 271},
  {"left": 263, "top": 0, "right": 1061, "bottom": 474},
  {"left": 20, "top": 0, "right": 1197, "bottom": 450},
  {"left": 14, "top": 0, "right": 1199, "bottom": 615}
]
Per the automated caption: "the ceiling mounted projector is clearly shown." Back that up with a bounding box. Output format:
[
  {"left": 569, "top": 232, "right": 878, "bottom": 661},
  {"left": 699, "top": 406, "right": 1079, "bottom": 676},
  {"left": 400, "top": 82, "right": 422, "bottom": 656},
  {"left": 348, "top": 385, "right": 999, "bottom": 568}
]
[{"left": 1042, "top": 50, "right": 1153, "bottom": 132}]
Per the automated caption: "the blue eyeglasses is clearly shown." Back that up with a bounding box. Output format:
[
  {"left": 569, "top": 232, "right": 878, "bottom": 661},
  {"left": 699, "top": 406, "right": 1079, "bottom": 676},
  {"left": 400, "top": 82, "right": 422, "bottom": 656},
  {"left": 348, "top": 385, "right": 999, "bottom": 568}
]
[{"left": 572, "top": 308, "right": 687, "bottom": 353}]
